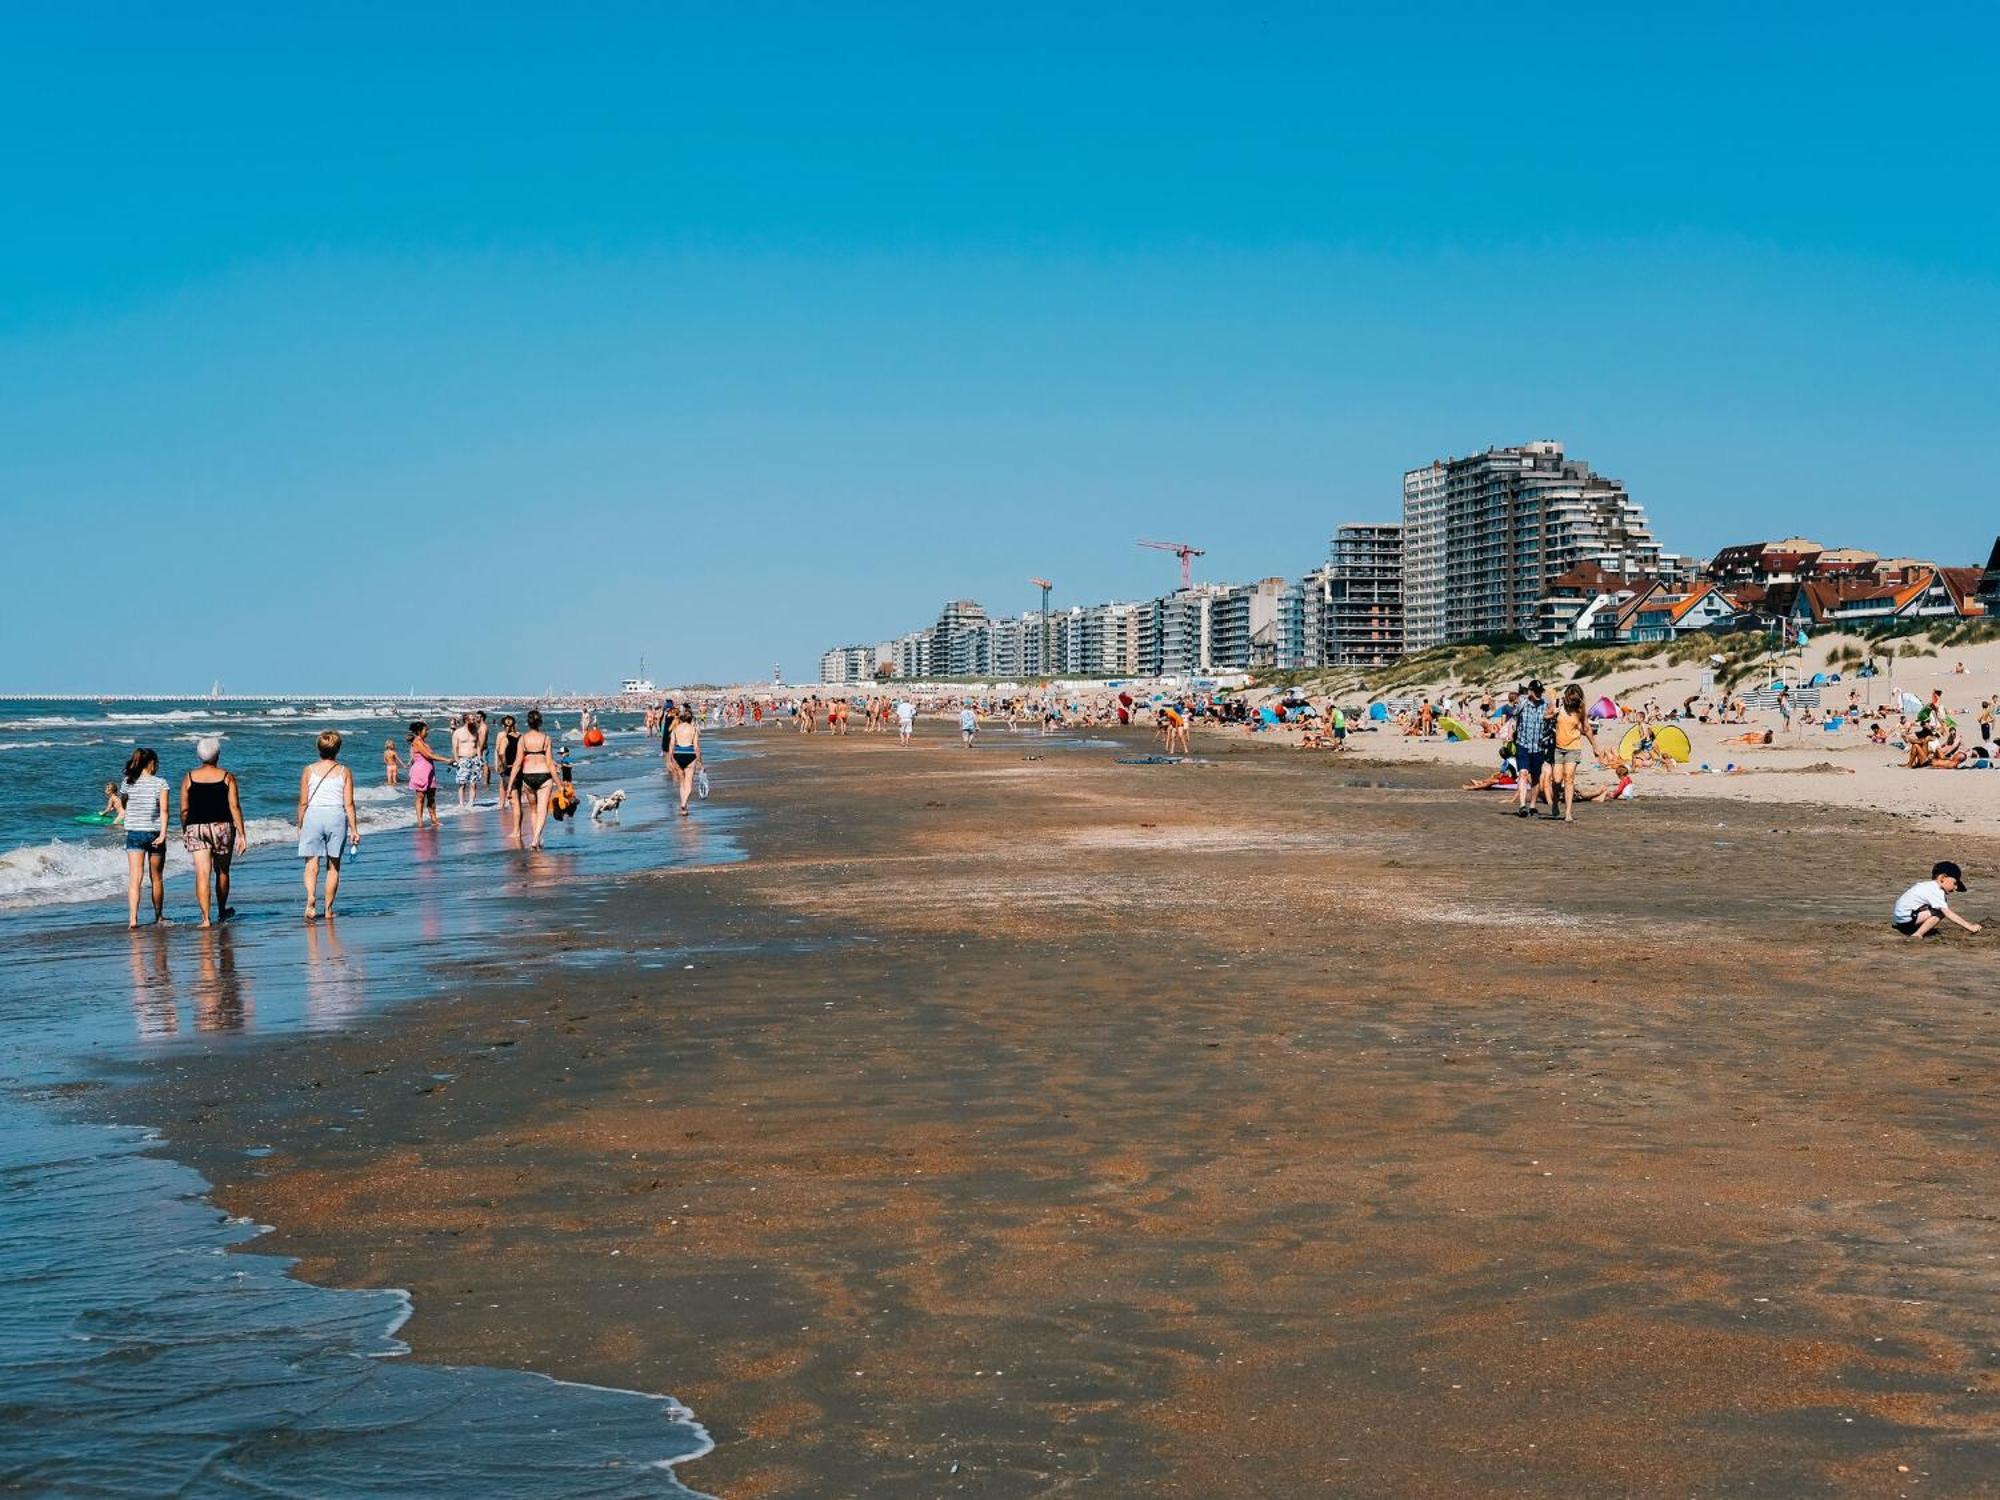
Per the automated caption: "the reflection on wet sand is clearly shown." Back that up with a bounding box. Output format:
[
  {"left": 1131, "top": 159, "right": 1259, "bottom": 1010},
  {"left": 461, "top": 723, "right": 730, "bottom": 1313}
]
[
  {"left": 304, "top": 916, "right": 363, "bottom": 1025},
  {"left": 190, "top": 925, "right": 250, "bottom": 1033},
  {"left": 125, "top": 931, "right": 176, "bottom": 1038}
]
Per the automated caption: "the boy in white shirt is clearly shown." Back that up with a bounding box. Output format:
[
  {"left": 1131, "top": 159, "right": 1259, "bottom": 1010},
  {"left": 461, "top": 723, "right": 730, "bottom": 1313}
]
[{"left": 1893, "top": 861, "right": 1980, "bottom": 939}]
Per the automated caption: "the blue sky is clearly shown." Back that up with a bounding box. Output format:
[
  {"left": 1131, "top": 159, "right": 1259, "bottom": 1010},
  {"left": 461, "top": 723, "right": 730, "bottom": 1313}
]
[{"left": 4, "top": 4, "right": 1997, "bottom": 691}]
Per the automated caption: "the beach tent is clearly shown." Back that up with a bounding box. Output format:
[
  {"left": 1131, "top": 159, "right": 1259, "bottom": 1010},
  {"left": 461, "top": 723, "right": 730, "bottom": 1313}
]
[
  {"left": 1368, "top": 702, "right": 1389, "bottom": 722},
  {"left": 1809, "top": 672, "right": 1828, "bottom": 687},
  {"left": 1652, "top": 724, "right": 1692, "bottom": 763},
  {"left": 1589, "top": 696, "right": 1619, "bottom": 720},
  {"left": 1438, "top": 717, "right": 1470, "bottom": 742},
  {"left": 1258, "top": 706, "right": 1279, "bottom": 724},
  {"left": 1900, "top": 691, "right": 1923, "bottom": 715}
]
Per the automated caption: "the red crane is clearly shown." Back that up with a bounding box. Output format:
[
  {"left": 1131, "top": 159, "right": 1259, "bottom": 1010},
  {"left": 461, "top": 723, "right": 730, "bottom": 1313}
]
[{"left": 1138, "top": 538, "right": 1206, "bottom": 590}]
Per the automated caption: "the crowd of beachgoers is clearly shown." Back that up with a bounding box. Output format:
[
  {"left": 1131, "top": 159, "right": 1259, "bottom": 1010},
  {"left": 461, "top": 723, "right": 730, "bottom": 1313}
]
[
  {"left": 91, "top": 648, "right": 1989, "bottom": 944},
  {"left": 104, "top": 701, "right": 723, "bottom": 930}
]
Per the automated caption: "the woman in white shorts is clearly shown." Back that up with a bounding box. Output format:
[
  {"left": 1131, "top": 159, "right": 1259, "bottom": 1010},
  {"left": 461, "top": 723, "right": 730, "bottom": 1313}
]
[{"left": 296, "top": 729, "right": 359, "bottom": 920}]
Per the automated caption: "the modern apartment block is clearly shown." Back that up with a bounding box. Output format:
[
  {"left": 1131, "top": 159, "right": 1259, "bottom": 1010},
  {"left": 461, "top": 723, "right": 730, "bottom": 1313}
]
[
  {"left": 987, "top": 612, "right": 1050, "bottom": 679},
  {"left": 1279, "top": 569, "right": 1324, "bottom": 670},
  {"left": 931, "top": 600, "right": 990, "bottom": 677},
  {"left": 1324, "top": 523, "right": 1404, "bottom": 666},
  {"left": 889, "top": 629, "right": 932, "bottom": 680},
  {"left": 1399, "top": 461, "right": 1447, "bottom": 652},
  {"left": 1137, "top": 586, "right": 1224, "bottom": 676},
  {"left": 1209, "top": 577, "right": 1287, "bottom": 670},
  {"left": 1402, "top": 441, "right": 1673, "bottom": 646},
  {"left": 1062, "top": 601, "right": 1140, "bottom": 677},
  {"left": 818, "top": 645, "right": 876, "bottom": 685}
]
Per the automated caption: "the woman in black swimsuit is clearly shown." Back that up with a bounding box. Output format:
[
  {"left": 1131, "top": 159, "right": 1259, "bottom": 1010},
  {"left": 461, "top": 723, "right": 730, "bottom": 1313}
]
[
  {"left": 666, "top": 705, "right": 702, "bottom": 816},
  {"left": 505, "top": 709, "right": 559, "bottom": 849},
  {"left": 494, "top": 714, "right": 521, "bottom": 820}
]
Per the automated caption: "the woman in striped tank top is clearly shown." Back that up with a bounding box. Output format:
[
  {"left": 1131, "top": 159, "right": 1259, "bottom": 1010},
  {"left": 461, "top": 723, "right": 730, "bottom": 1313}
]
[{"left": 120, "top": 747, "right": 171, "bottom": 928}]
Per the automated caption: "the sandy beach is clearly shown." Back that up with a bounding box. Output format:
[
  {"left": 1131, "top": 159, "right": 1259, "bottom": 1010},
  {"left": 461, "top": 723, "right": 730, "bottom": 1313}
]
[
  {"left": 93, "top": 719, "right": 2000, "bottom": 1497},
  {"left": 1252, "top": 629, "right": 2000, "bottom": 836}
]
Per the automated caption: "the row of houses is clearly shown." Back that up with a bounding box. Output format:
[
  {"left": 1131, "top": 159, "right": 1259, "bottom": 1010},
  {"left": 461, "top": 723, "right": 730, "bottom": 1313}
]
[{"left": 1543, "top": 539, "right": 1997, "bottom": 648}]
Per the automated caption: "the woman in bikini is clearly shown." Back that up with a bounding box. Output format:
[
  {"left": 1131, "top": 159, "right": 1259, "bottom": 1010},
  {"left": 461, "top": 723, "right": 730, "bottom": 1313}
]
[
  {"left": 506, "top": 708, "right": 560, "bottom": 848},
  {"left": 493, "top": 713, "right": 521, "bottom": 818},
  {"left": 666, "top": 705, "right": 703, "bottom": 816}
]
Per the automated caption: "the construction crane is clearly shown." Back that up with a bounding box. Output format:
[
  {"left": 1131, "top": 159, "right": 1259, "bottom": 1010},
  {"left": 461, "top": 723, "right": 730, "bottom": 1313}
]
[
  {"left": 1029, "top": 577, "right": 1053, "bottom": 676},
  {"left": 1138, "top": 538, "right": 1206, "bottom": 590}
]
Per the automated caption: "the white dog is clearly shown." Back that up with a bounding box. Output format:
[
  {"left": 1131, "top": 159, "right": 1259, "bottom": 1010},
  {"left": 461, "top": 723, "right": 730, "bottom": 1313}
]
[{"left": 588, "top": 789, "right": 627, "bottom": 821}]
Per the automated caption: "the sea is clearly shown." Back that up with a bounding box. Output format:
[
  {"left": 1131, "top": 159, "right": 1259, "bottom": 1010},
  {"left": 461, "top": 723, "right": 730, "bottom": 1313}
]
[{"left": 0, "top": 697, "right": 734, "bottom": 1496}]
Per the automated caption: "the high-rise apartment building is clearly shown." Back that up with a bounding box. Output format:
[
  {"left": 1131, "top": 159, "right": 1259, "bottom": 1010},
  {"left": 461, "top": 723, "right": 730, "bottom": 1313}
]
[
  {"left": 1400, "top": 462, "right": 1447, "bottom": 652},
  {"left": 1403, "top": 442, "right": 1671, "bottom": 646},
  {"left": 931, "top": 600, "right": 990, "bottom": 677},
  {"left": 1324, "top": 523, "right": 1404, "bottom": 666},
  {"left": 1137, "top": 586, "right": 1223, "bottom": 677},
  {"left": 818, "top": 645, "right": 876, "bottom": 685},
  {"left": 1209, "top": 578, "right": 1287, "bottom": 670}
]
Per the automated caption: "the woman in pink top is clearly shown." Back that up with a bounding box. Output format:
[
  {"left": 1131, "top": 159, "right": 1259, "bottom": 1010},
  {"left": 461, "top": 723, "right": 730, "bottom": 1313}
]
[{"left": 405, "top": 721, "right": 450, "bottom": 830}]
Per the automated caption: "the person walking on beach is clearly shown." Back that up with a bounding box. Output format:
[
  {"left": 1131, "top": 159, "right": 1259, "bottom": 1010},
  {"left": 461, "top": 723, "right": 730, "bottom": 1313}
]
[
  {"left": 180, "top": 736, "right": 248, "bottom": 928},
  {"left": 1512, "top": 681, "right": 1551, "bottom": 818},
  {"left": 959, "top": 703, "right": 978, "bottom": 747},
  {"left": 120, "top": 747, "right": 170, "bottom": 928},
  {"left": 506, "top": 708, "right": 560, "bottom": 848},
  {"left": 476, "top": 710, "right": 492, "bottom": 787},
  {"left": 405, "top": 721, "right": 450, "bottom": 830},
  {"left": 665, "top": 705, "right": 702, "bottom": 816},
  {"left": 296, "top": 730, "right": 358, "bottom": 921},
  {"left": 896, "top": 698, "right": 916, "bottom": 744},
  {"left": 1550, "top": 684, "right": 1605, "bottom": 822},
  {"left": 493, "top": 713, "right": 521, "bottom": 813},
  {"left": 451, "top": 713, "right": 481, "bottom": 808}
]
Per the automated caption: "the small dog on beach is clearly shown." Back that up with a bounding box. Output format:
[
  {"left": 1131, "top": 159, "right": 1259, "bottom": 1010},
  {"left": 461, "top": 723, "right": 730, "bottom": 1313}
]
[{"left": 588, "top": 789, "right": 626, "bottom": 821}]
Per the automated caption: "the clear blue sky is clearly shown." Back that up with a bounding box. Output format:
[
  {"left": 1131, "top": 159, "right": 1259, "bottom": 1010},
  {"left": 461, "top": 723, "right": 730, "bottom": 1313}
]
[{"left": 5, "top": 4, "right": 1996, "bottom": 692}]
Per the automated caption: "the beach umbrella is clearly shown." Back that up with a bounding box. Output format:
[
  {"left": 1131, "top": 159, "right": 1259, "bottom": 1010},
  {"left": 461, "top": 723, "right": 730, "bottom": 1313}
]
[
  {"left": 1589, "top": 696, "right": 1618, "bottom": 720},
  {"left": 1900, "top": 691, "right": 1922, "bottom": 715},
  {"left": 1439, "top": 717, "right": 1470, "bottom": 741}
]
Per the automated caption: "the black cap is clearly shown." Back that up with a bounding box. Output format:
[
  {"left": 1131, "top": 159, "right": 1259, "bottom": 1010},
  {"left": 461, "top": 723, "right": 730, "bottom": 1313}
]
[
  {"left": 1526, "top": 678, "right": 1545, "bottom": 695},
  {"left": 1935, "top": 860, "right": 1967, "bottom": 890}
]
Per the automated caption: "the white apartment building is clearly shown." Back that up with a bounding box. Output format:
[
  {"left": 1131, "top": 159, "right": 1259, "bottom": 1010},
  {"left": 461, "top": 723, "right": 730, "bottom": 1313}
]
[
  {"left": 1401, "top": 461, "right": 1447, "bottom": 652},
  {"left": 890, "top": 629, "right": 932, "bottom": 680},
  {"left": 1137, "top": 585, "right": 1225, "bottom": 676},
  {"left": 1209, "top": 578, "right": 1287, "bottom": 670},
  {"left": 986, "top": 612, "right": 1051, "bottom": 679},
  {"left": 818, "top": 644, "right": 876, "bottom": 685},
  {"left": 932, "top": 600, "right": 990, "bottom": 678},
  {"left": 1058, "top": 601, "right": 1139, "bottom": 677},
  {"left": 1404, "top": 441, "right": 1671, "bottom": 646}
]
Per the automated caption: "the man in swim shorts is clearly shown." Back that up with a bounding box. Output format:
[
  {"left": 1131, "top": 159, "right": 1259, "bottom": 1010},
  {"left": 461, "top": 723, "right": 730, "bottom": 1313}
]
[{"left": 451, "top": 714, "right": 482, "bottom": 807}]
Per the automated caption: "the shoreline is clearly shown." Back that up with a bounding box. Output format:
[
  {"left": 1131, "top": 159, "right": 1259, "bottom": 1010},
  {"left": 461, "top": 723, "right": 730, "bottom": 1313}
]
[{"left": 100, "top": 726, "right": 2000, "bottom": 1496}]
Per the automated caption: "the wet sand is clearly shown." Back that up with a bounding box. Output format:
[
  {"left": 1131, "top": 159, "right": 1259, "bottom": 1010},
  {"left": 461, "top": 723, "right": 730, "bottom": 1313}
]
[{"left": 115, "top": 728, "right": 2000, "bottom": 1496}]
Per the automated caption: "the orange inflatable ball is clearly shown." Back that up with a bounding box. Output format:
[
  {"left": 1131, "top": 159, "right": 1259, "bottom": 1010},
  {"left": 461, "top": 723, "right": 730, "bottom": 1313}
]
[{"left": 582, "top": 727, "right": 605, "bottom": 747}]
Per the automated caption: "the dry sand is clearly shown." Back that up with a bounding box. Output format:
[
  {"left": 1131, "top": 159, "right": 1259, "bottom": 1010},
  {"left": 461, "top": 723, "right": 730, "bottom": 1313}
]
[
  {"left": 112, "top": 727, "right": 2000, "bottom": 1497},
  {"left": 1257, "top": 631, "right": 2000, "bottom": 835}
]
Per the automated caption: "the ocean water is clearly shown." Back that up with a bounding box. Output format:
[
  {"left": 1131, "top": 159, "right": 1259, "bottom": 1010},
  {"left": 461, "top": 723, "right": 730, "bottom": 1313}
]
[{"left": 0, "top": 698, "right": 738, "bottom": 1496}]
